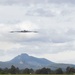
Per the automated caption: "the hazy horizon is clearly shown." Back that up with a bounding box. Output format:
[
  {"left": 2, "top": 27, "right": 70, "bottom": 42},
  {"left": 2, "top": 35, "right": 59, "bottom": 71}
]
[{"left": 0, "top": 0, "right": 75, "bottom": 65}]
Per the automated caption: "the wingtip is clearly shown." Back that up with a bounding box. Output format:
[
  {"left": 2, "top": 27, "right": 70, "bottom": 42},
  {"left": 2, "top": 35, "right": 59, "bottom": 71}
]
[{"left": 33, "top": 31, "right": 38, "bottom": 33}]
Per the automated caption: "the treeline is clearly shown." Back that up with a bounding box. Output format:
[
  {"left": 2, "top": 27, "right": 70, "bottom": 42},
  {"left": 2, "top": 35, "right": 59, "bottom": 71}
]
[{"left": 0, "top": 65, "right": 75, "bottom": 74}]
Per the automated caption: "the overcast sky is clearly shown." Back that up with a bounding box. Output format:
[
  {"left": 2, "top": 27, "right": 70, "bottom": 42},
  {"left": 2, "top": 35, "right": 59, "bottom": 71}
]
[{"left": 0, "top": 0, "right": 75, "bottom": 64}]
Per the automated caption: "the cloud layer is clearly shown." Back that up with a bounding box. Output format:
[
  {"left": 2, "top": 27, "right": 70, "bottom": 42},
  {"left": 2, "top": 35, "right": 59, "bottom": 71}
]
[{"left": 0, "top": 0, "right": 75, "bottom": 64}]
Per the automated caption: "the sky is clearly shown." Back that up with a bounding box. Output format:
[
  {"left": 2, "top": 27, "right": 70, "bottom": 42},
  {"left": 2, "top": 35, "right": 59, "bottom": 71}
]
[{"left": 0, "top": 0, "right": 75, "bottom": 64}]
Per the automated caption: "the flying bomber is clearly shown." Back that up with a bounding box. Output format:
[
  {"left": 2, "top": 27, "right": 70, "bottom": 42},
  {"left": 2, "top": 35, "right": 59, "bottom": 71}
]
[{"left": 10, "top": 30, "right": 38, "bottom": 33}]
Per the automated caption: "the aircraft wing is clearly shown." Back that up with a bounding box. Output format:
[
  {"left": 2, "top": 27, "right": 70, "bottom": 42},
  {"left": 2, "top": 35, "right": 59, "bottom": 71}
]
[{"left": 10, "top": 30, "right": 38, "bottom": 33}]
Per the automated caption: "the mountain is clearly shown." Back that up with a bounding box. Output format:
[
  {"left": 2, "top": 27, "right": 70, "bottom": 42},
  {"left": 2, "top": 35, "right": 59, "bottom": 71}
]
[
  {"left": 8, "top": 53, "right": 54, "bottom": 69},
  {"left": 0, "top": 53, "right": 75, "bottom": 70}
]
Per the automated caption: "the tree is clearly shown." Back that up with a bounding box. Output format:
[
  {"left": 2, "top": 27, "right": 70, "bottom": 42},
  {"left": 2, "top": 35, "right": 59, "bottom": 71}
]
[
  {"left": 3, "top": 68, "right": 9, "bottom": 74},
  {"left": 35, "top": 68, "right": 51, "bottom": 74},
  {"left": 46, "top": 68, "right": 52, "bottom": 74},
  {"left": 0, "top": 68, "right": 3, "bottom": 74},
  {"left": 9, "top": 65, "right": 16, "bottom": 74},
  {"left": 15, "top": 67, "right": 20, "bottom": 74},
  {"left": 23, "top": 68, "right": 30, "bottom": 74},
  {"left": 55, "top": 68, "right": 63, "bottom": 74},
  {"left": 29, "top": 69, "right": 34, "bottom": 74},
  {"left": 66, "top": 67, "right": 75, "bottom": 74}
]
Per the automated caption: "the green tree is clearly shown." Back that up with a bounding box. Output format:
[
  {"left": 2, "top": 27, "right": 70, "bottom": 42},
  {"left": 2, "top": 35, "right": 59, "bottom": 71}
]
[
  {"left": 15, "top": 67, "right": 20, "bottom": 74},
  {"left": 29, "top": 69, "right": 34, "bottom": 74},
  {"left": 35, "top": 67, "right": 51, "bottom": 74},
  {"left": 23, "top": 68, "right": 30, "bottom": 74},
  {"left": 55, "top": 68, "right": 63, "bottom": 74},
  {"left": 66, "top": 67, "right": 75, "bottom": 74},
  {"left": 3, "top": 68, "right": 9, "bottom": 74},
  {"left": 9, "top": 65, "right": 16, "bottom": 74},
  {"left": 66, "top": 67, "right": 70, "bottom": 74},
  {"left": 0, "top": 68, "right": 3, "bottom": 74}
]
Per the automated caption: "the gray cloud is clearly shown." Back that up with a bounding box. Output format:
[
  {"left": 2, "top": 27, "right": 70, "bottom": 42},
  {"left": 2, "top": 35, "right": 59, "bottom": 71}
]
[
  {"left": 0, "top": 0, "right": 75, "bottom": 5},
  {"left": 0, "top": 1, "right": 74, "bottom": 23},
  {"left": 26, "top": 8, "right": 55, "bottom": 17}
]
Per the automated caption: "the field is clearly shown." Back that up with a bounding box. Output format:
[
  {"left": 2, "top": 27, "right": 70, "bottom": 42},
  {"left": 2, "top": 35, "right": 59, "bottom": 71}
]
[{"left": 0, "top": 74, "right": 75, "bottom": 75}]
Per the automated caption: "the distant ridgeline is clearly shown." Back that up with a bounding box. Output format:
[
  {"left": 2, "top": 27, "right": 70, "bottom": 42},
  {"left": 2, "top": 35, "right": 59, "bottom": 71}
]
[{"left": 0, "top": 53, "right": 75, "bottom": 74}]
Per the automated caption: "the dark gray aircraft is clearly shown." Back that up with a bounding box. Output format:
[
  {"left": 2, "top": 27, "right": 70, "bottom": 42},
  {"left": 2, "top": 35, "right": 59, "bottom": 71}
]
[{"left": 10, "top": 30, "right": 38, "bottom": 33}]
